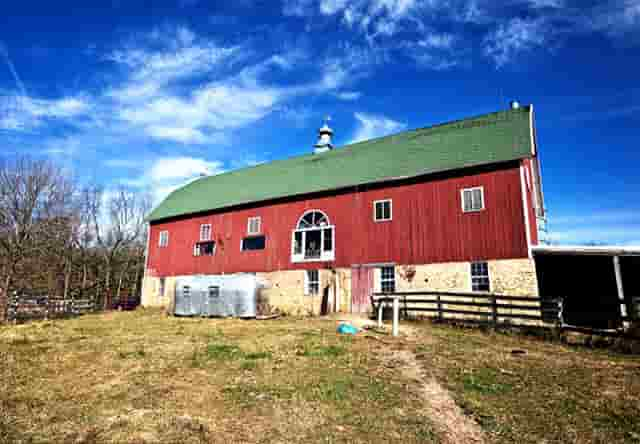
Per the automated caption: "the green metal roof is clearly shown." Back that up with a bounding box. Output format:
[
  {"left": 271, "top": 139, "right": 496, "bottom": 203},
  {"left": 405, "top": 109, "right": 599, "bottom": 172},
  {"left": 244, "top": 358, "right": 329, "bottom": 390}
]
[{"left": 148, "top": 106, "right": 533, "bottom": 222}]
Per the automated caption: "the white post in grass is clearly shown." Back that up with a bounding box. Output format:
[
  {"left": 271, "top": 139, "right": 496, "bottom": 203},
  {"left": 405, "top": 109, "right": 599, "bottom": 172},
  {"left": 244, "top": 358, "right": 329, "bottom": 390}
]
[
  {"left": 392, "top": 296, "right": 400, "bottom": 337},
  {"left": 613, "top": 256, "right": 630, "bottom": 330},
  {"left": 377, "top": 300, "right": 384, "bottom": 328}
]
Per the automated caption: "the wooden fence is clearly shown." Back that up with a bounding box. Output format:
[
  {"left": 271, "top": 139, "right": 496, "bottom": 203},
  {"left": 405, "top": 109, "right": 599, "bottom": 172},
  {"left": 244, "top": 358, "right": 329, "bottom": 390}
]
[
  {"left": 373, "top": 291, "right": 638, "bottom": 337},
  {"left": 7, "top": 294, "right": 97, "bottom": 323},
  {"left": 373, "top": 290, "right": 559, "bottom": 325}
]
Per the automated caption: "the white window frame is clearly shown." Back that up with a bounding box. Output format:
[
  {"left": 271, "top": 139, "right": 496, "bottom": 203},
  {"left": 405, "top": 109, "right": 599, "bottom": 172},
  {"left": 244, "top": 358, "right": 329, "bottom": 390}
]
[
  {"left": 461, "top": 187, "right": 485, "bottom": 213},
  {"left": 199, "top": 224, "right": 211, "bottom": 241},
  {"left": 304, "top": 270, "right": 320, "bottom": 295},
  {"left": 247, "top": 216, "right": 261, "bottom": 235},
  {"left": 373, "top": 199, "right": 393, "bottom": 222},
  {"left": 159, "top": 230, "right": 169, "bottom": 247},
  {"left": 291, "top": 210, "right": 335, "bottom": 263},
  {"left": 470, "top": 261, "right": 491, "bottom": 292},
  {"left": 379, "top": 266, "right": 396, "bottom": 293}
]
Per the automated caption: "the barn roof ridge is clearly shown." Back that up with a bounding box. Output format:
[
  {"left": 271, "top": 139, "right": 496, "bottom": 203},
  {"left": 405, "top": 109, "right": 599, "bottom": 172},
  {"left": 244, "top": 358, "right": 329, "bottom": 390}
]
[{"left": 147, "top": 105, "right": 534, "bottom": 222}]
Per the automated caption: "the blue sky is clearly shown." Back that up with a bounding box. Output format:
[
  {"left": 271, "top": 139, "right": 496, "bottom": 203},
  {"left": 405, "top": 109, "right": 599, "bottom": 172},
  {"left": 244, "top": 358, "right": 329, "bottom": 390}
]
[{"left": 1, "top": 0, "right": 639, "bottom": 245}]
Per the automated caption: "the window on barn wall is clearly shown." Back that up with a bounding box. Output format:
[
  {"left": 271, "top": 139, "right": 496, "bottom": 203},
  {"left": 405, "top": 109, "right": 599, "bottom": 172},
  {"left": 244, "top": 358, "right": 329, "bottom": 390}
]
[
  {"left": 242, "top": 235, "right": 266, "bottom": 251},
  {"left": 374, "top": 199, "right": 392, "bottom": 222},
  {"left": 305, "top": 270, "right": 319, "bottom": 295},
  {"left": 380, "top": 266, "right": 396, "bottom": 293},
  {"left": 200, "top": 224, "right": 211, "bottom": 241},
  {"left": 194, "top": 241, "right": 216, "bottom": 256},
  {"left": 292, "top": 210, "right": 334, "bottom": 262},
  {"left": 471, "top": 262, "right": 490, "bottom": 292},
  {"left": 247, "top": 217, "right": 261, "bottom": 235},
  {"left": 159, "top": 230, "right": 169, "bottom": 247},
  {"left": 159, "top": 278, "right": 165, "bottom": 297},
  {"left": 461, "top": 187, "right": 485, "bottom": 212}
]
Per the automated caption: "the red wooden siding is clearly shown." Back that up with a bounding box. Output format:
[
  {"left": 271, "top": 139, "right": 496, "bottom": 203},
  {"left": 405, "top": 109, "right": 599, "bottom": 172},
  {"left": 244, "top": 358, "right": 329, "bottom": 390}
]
[{"left": 147, "top": 162, "right": 531, "bottom": 277}]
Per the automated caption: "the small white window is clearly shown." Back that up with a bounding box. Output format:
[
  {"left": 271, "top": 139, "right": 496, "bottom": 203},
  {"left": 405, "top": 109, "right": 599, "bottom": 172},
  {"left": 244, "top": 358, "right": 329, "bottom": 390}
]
[
  {"left": 374, "top": 199, "right": 392, "bottom": 222},
  {"left": 380, "top": 266, "right": 396, "bottom": 293},
  {"left": 305, "top": 270, "right": 320, "bottom": 295},
  {"left": 159, "top": 230, "right": 169, "bottom": 247},
  {"left": 461, "top": 187, "right": 485, "bottom": 212},
  {"left": 471, "top": 262, "right": 490, "bottom": 292},
  {"left": 247, "top": 217, "right": 261, "bottom": 235},
  {"left": 200, "top": 224, "right": 211, "bottom": 241}
]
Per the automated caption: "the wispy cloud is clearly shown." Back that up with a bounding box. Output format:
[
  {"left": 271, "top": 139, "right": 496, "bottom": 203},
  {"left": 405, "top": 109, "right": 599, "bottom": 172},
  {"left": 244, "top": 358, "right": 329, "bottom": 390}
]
[
  {"left": 546, "top": 209, "right": 640, "bottom": 245},
  {"left": 483, "top": 17, "right": 549, "bottom": 68},
  {"left": 348, "top": 111, "right": 407, "bottom": 144},
  {"left": 0, "top": 42, "right": 27, "bottom": 97},
  {"left": 334, "top": 91, "right": 362, "bottom": 101}
]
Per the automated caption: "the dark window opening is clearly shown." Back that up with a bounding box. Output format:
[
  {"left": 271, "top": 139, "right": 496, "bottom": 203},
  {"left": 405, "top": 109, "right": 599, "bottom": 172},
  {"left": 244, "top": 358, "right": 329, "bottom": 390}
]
[
  {"left": 323, "top": 228, "right": 333, "bottom": 252},
  {"left": 194, "top": 241, "right": 216, "bottom": 256},
  {"left": 294, "top": 231, "right": 303, "bottom": 255},
  {"left": 471, "top": 262, "right": 490, "bottom": 292},
  {"left": 306, "top": 270, "right": 319, "bottom": 295},
  {"left": 374, "top": 200, "right": 392, "bottom": 221},
  {"left": 242, "top": 235, "right": 266, "bottom": 251},
  {"left": 305, "top": 230, "right": 322, "bottom": 259},
  {"left": 381, "top": 266, "right": 395, "bottom": 293}
]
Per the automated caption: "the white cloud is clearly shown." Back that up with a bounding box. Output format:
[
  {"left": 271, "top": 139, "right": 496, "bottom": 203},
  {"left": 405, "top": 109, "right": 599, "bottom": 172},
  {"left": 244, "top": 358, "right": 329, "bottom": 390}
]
[
  {"left": 150, "top": 157, "right": 224, "bottom": 181},
  {"left": 418, "top": 33, "right": 455, "bottom": 49},
  {"left": 119, "top": 156, "right": 227, "bottom": 203},
  {"left": 0, "top": 95, "right": 91, "bottom": 131},
  {"left": 320, "top": 0, "right": 348, "bottom": 15},
  {"left": 334, "top": 91, "right": 362, "bottom": 101},
  {"left": 527, "top": 0, "right": 564, "bottom": 8},
  {"left": 483, "top": 18, "right": 548, "bottom": 67},
  {"left": 104, "top": 159, "right": 142, "bottom": 168},
  {"left": 349, "top": 112, "right": 407, "bottom": 144},
  {"left": 283, "top": 0, "right": 315, "bottom": 16}
]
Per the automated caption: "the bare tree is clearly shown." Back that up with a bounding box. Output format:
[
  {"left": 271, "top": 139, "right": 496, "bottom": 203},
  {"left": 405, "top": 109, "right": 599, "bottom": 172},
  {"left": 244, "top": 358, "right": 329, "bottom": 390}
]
[
  {"left": 0, "top": 157, "right": 74, "bottom": 320},
  {"left": 88, "top": 185, "right": 150, "bottom": 309}
]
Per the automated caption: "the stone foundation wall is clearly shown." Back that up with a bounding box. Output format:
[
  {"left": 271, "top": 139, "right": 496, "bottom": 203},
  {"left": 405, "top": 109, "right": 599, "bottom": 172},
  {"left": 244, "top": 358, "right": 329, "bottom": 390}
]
[
  {"left": 141, "top": 259, "right": 538, "bottom": 321},
  {"left": 141, "top": 268, "right": 353, "bottom": 316},
  {"left": 390, "top": 258, "right": 540, "bottom": 325},
  {"left": 141, "top": 275, "right": 176, "bottom": 308}
]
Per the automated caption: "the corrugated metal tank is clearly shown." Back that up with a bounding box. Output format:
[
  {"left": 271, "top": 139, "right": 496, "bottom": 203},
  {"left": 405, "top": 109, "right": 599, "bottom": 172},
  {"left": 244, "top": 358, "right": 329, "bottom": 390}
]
[{"left": 174, "top": 274, "right": 260, "bottom": 318}]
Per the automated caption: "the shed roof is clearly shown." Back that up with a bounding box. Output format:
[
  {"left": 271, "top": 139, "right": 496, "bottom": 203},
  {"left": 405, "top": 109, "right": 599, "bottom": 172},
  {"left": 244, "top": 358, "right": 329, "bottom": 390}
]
[{"left": 148, "top": 105, "right": 534, "bottom": 222}]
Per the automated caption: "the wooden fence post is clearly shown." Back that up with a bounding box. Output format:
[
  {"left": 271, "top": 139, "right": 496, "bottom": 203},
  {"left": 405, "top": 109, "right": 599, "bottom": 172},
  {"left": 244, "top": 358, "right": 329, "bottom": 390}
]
[
  {"left": 613, "top": 256, "right": 630, "bottom": 330},
  {"left": 490, "top": 294, "right": 498, "bottom": 327},
  {"left": 392, "top": 297, "right": 400, "bottom": 337}
]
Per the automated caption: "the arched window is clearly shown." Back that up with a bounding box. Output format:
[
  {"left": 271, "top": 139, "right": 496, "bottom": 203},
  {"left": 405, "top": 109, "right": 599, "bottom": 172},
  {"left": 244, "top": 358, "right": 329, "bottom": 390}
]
[
  {"left": 292, "top": 210, "right": 335, "bottom": 262},
  {"left": 297, "top": 210, "right": 330, "bottom": 229}
]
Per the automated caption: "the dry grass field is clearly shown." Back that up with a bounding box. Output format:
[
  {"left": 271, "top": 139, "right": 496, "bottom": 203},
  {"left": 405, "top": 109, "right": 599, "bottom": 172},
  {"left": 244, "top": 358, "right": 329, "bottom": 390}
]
[{"left": 1, "top": 309, "right": 639, "bottom": 444}]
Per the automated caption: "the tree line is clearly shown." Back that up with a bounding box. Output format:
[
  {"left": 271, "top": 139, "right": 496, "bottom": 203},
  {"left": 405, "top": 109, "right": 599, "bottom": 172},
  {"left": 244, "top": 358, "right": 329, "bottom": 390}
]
[{"left": 0, "top": 156, "right": 151, "bottom": 321}]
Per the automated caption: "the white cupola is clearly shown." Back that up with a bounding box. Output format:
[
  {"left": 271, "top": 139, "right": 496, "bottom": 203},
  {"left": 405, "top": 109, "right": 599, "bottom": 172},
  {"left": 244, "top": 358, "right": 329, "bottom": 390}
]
[{"left": 314, "top": 117, "right": 334, "bottom": 154}]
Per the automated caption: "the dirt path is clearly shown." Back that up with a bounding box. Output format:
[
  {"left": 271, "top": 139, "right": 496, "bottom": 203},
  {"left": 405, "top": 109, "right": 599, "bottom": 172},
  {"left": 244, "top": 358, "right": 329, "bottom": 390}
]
[{"left": 377, "top": 323, "right": 485, "bottom": 444}]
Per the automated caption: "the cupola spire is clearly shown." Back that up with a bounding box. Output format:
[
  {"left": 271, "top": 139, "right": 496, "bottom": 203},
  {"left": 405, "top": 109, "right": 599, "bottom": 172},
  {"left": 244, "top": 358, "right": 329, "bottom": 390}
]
[{"left": 314, "top": 116, "right": 334, "bottom": 154}]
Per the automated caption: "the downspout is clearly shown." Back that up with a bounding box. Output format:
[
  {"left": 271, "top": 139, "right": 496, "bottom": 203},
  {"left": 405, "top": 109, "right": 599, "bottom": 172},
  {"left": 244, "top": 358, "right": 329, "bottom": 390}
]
[
  {"left": 520, "top": 163, "right": 532, "bottom": 258},
  {"left": 142, "top": 223, "right": 151, "bottom": 305}
]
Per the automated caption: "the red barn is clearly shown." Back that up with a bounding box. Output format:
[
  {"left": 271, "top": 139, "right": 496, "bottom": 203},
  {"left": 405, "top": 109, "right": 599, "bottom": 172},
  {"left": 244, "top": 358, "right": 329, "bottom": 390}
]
[{"left": 142, "top": 104, "right": 544, "bottom": 315}]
